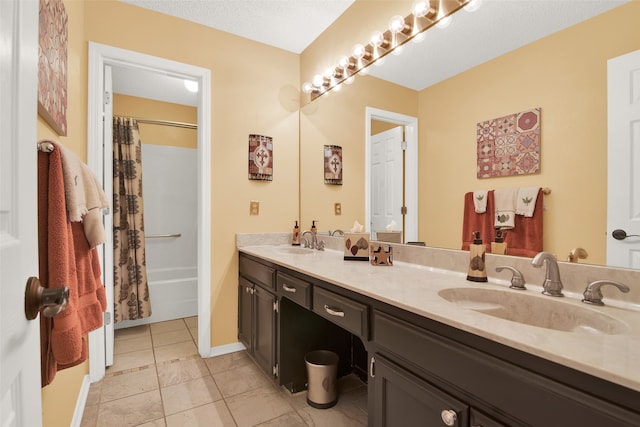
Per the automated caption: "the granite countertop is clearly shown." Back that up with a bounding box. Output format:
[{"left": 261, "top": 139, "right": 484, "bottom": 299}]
[{"left": 238, "top": 244, "right": 640, "bottom": 393}]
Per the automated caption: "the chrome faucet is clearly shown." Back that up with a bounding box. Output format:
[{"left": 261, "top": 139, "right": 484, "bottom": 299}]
[
  {"left": 330, "top": 229, "right": 344, "bottom": 236},
  {"left": 582, "top": 280, "right": 630, "bottom": 306},
  {"left": 531, "top": 252, "right": 564, "bottom": 297},
  {"left": 301, "top": 230, "right": 325, "bottom": 251},
  {"left": 495, "top": 266, "right": 526, "bottom": 290}
]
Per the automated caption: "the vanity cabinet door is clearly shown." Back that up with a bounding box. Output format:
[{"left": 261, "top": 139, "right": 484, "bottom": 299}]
[
  {"left": 470, "top": 409, "right": 508, "bottom": 427},
  {"left": 238, "top": 277, "right": 254, "bottom": 350},
  {"left": 253, "top": 285, "right": 277, "bottom": 379},
  {"left": 372, "top": 354, "right": 469, "bottom": 427}
]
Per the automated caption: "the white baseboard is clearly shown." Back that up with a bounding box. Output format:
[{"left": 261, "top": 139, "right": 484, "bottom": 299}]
[{"left": 70, "top": 374, "right": 91, "bottom": 427}]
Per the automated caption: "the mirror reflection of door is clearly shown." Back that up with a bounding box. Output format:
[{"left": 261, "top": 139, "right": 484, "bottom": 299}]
[
  {"left": 371, "top": 125, "right": 404, "bottom": 241},
  {"left": 365, "top": 107, "right": 418, "bottom": 244}
]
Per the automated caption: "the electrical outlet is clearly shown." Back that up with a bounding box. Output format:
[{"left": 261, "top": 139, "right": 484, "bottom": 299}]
[
  {"left": 250, "top": 201, "right": 260, "bottom": 215},
  {"left": 334, "top": 202, "right": 342, "bottom": 215}
]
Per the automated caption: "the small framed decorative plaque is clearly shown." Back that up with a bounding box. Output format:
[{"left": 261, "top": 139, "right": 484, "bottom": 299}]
[
  {"left": 477, "top": 107, "right": 540, "bottom": 178},
  {"left": 324, "top": 145, "right": 343, "bottom": 185},
  {"left": 248, "top": 134, "right": 273, "bottom": 181}
]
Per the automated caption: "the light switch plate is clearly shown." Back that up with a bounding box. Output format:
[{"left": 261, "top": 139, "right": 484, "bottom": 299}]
[
  {"left": 250, "top": 201, "right": 260, "bottom": 215},
  {"left": 334, "top": 202, "right": 342, "bottom": 215}
]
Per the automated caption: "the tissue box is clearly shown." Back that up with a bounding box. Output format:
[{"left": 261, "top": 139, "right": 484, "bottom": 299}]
[
  {"left": 344, "top": 232, "right": 370, "bottom": 261},
  {"left": 376, "top": 231, "right": 402, "bottom": 243},
  {"left": 370, "top": 244, "right": 393, "bottom": 266}
]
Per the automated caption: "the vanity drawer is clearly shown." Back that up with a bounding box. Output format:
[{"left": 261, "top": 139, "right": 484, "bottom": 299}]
[
  {"left": 239, "top": 255, "right": 275, "bottom": 290},
  {"left": 312, "top": 287, "right": 368, "bottom": 339},
  {"left": 277, "top": 272, "right": 311, "bottom": 309}
]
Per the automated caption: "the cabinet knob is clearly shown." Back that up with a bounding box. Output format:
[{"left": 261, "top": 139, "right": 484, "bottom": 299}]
[{"left": 440, "top": 409, "right": 458, "bottom": 426}]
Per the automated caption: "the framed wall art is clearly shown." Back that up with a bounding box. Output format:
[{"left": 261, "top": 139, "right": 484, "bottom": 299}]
[
  {"left": 248, "top": 134, "right": 273, "bottom": 181},
  {"left": 324, "top": 145, "right": 343, "bottom": 185},
  {"left": 38, "top": 0, "right": 68, "bottom": 136},
  {"left": 477, "top": 107, "right": 540, "bottom": 178}
]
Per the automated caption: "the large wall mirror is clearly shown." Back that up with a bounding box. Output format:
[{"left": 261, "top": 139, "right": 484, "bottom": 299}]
[{"left": 299, "top": 0, "right": 640, "bottom": 268}]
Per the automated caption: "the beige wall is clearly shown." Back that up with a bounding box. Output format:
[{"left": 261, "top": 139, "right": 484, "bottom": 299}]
[
  {"left": 419, "top": 2, "right": 640, "bottom": 264},
  {"left": 41, "top": 0, "right": 300, "bottom": 424},
  {"left": 113, "top": 94, "right": 197, "bottom": 149}
]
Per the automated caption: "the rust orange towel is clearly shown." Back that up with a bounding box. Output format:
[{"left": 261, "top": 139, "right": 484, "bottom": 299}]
[{"left": 38, "top": 147, "right": 106, "bottom": 386}]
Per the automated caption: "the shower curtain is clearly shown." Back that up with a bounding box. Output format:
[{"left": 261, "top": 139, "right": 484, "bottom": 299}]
[{"left": 113, "top": 117, "right": 151, "bottom": 322}]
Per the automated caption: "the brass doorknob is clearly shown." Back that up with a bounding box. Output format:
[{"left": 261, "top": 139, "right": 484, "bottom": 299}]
[{"left": 24, "top": 277, "right": 69, "bottom": 320}]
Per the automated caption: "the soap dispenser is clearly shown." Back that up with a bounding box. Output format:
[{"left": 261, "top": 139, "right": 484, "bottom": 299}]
[
  {"left": 467, "top": 231, "right": 488, "bottom": 282},
  {"left": 491, "top": 228, "right": 507, "bottom": 255},
  {"left": 311, "top": 220, "right": 318, "bottom": 235},
  {"left": 292, "top": 220, "right": 300, "bottom": 246}
]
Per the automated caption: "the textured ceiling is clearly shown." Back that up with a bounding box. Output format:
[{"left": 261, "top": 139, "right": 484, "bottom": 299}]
[{"left": 119, "top": 0, "right": 355, "bottom": 54}]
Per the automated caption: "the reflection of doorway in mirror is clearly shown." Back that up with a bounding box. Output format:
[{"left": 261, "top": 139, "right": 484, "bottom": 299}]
[
  {"left": 371, "top": 126, "right": 403, "bottom": 240},
  {"left": 365, "top": 107, "right": 418, "bottom": 243},
  {"left": 607, "top": 49, "right": 640, "bottom": 269}
]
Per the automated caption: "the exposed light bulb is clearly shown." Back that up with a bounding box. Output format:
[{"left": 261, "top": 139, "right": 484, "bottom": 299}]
[
  {"left": 436, "top": 15, "right": 452, "bottom": 28},
  {"left": 371, "top": 31, "right": 385, "bottom": 48},
  {"left": 184, "top": 79, "right": 198, "bottom": 93},
  {"left": 352, "top": 43, "right": 366, "bottom": 59},
  {"left": 389, "top": 15, "right": 405, "bottom": 34},
  {"left": 412, "top": 1, "right": 429, "bottom": 17},
  {"left": 464, "top": 0, "right": 482, "bottom": 12},
  {"left": 337, "top": 55, "right": 351, "bottom": 70},
  {"left": 302, "top": 82, "right": 313, "bottom": 94},
  {"left": 312, "top": 74, "right": 324, "bottom": 88}
]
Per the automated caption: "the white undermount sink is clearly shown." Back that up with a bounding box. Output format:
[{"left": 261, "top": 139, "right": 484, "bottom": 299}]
[{"left": 438, "top": 287, "right": 629, "bottom": 335}]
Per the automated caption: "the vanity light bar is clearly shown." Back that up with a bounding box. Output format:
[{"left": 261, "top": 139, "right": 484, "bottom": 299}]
[{"left": 303, "top": 0, "right": 478, "bottom": 101}]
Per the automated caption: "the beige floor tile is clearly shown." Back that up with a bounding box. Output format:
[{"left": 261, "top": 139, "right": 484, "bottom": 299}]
[
  {"left": 136, "top": 419, "right": 166, "bottom": 427},
  {"left": 154, "top": 340, "right": 199, "bottom": 363},
  {"left": 204, "top": 351, "right": 252, "bottom": 375},
  {"left": 151, "top": 319, "right": 188, "bottom": 334},
  {"left": 254, "top": 411, "right": 307, "bottom": 426},
  {"left": 101, "top": 366, "right": 159, "bottom": 403},
  {"left": 108, "top": 348, "right": 155, "bottom": 373},
  {"left": 96, "top": 389, "right": 164, "bottom": 427},
  {"left": 225, "top": 386, "right": 295, "bottom": 427},
  {"left": 183, "top": 316, "right": 198, "bottom": 329},
  {"left": 152, "top": 328, "right": 193, "bottom": 347},
  {"left": 212, "top": 360, "right": 272, "bottom": 398},
  {"left": 85, "top": 381, "right": 102, "bottom": 406},
  {"left": 188, "top": 326, "right": 198, "bottom": 341},
  {"left": 114, "top": 324, "right": 150, "bottom": 340},
  {"left": 156, "top": 358, "right": 211, "bottom": 388},
  {"left": 161, "top": 376, "right": 223, "bottom": 416},
  {"left": 114, "top": 333, "right": 153, "bottom": 354},
  {"left": 165, "top": 401, "right": 236, "bottom": 427},
  {"left": 80, "top": 404, "right": 99, "bottom": 427},
  {"left": 297, "top": 404, "right": 367, "bottom": 427}
]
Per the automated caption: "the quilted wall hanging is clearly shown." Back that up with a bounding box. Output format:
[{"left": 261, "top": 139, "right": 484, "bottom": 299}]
[
  {"left": 476, "top": 107, "right": 541, "bottom": 178},
  {"left": 324, "top": 145, "right": 343, "bottom": 185},
  {"left": 248, "top": 134, "right": 273, "bottom": 181}
]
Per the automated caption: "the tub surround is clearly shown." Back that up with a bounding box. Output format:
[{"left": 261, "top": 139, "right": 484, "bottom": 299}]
[{"left": 237, "top": 233, "right": 640, "bottom": 393}]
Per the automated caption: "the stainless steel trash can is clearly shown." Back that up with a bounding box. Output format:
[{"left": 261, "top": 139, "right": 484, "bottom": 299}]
[{"left": 305, "top": 350, "right": 339, "bottom": 409}]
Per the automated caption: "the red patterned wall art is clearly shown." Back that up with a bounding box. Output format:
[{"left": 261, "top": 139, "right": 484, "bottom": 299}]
[
  {"left": 248, "top": 134, "right": 273, "bottom": 181},
  {"left": 477, "top": 107, "right": 541, "bottom": 178},
  {"left": 38, "top": 0, "right": 68, "bottom": 136}
]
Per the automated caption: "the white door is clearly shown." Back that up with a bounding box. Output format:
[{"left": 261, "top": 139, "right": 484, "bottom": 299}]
[
  {"left": 371, "top": 126, "right": 404, "bottom": 239},
  {"left": 607, "top": 49, "right": 640, "bottom": 269},
  {"left": 0, "top": 0, "right": 42, "bottom": 426}
]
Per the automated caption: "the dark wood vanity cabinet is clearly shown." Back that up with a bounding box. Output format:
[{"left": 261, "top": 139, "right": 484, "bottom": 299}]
[{"left": 238, "top": 256, "right": 277, "bottom": 380}]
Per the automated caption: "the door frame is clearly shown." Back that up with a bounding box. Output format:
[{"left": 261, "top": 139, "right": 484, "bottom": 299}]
[
  {"left": 365, "top": 107, "right": 418, "bottom": 242},
  {"left": 87, "top": 42, "right": 212, "bottom": 382}
]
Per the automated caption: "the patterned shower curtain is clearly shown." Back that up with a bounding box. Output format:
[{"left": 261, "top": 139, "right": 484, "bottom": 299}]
[{"left": 113, "top": 117, "right": 151, "bottom": 322}]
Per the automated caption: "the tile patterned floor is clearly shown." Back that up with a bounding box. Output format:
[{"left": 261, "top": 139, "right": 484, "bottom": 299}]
[{"left": 81, "top": 317, "right": 368, "bottom": 427}]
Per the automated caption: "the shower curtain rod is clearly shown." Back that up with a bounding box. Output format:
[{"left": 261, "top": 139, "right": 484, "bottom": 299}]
[{"left": 114, "top": 115, "right": 197, "bottom": 129}]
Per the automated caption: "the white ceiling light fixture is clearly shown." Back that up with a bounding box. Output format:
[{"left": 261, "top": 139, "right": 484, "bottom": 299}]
[{"left": 184, "top": 79, "right": 199, "bottom": 92}]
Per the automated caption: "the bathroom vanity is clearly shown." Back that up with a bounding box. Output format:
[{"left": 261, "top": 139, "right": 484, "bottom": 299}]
[{"left": 237, "top": 244, "right": 640, "bottom": 427}]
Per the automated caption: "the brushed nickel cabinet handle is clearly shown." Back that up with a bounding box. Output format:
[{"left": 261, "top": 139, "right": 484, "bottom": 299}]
[
  {"left": 282, "top": 284, "right": 297, "bottom": 293},
  {"left": 323, "top": 304, "right": 345, "bottom": 317}
]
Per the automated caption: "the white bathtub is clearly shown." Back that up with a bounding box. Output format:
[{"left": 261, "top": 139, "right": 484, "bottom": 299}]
[{"left": 115, "top": 266, "right": 197, "bottom": 329}]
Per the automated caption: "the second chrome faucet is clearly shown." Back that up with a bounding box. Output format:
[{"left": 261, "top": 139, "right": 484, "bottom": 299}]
[{"left": 531, "top": 252, "right": 564, "bottom": 297}]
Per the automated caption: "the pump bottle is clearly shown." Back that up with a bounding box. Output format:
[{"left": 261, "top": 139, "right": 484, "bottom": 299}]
[
  {"left": 491, "top": 229, "right": 507, "bottom": 255},
  {"left": 467, "top": 231, "right": 488, "bottom": 282},
  {"left": 292, "top": 221, "right": 300, "bottom": 246}
]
